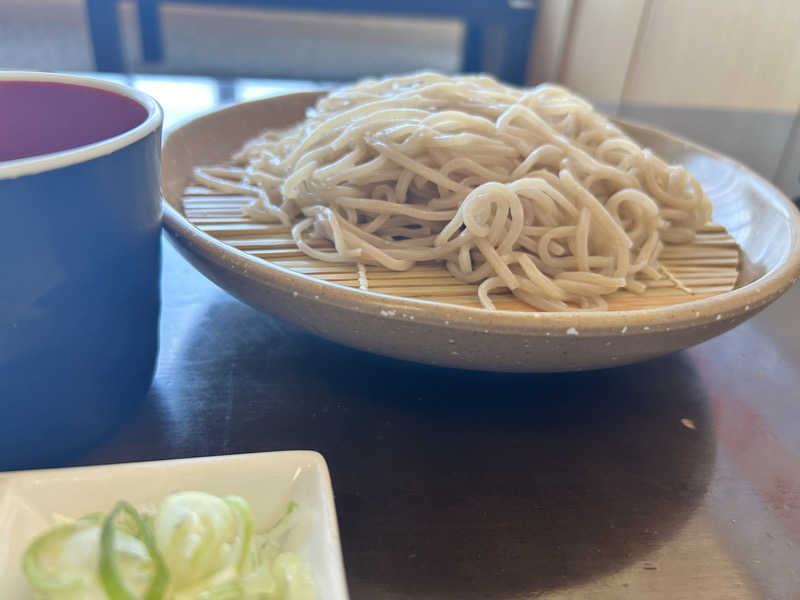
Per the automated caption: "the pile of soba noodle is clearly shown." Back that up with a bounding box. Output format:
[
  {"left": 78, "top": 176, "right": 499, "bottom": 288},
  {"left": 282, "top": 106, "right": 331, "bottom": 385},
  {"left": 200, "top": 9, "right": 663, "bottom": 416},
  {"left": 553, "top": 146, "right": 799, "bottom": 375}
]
[{"left": 196, "top": 72, "right": 712, "bottom": 311}]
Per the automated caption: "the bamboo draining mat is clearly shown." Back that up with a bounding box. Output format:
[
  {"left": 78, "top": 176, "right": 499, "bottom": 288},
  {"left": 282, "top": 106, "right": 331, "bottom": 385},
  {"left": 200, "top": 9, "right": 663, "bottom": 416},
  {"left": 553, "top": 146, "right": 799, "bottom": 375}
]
[{"left": 182, "top": 186, "right": 740, "bottom": 311}]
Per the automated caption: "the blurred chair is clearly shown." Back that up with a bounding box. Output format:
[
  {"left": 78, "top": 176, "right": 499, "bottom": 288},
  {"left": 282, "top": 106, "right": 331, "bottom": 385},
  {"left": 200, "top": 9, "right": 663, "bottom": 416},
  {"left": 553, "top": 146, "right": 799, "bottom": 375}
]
[{"left": 85, "top": 0, "right": 537, "bottom": 84}]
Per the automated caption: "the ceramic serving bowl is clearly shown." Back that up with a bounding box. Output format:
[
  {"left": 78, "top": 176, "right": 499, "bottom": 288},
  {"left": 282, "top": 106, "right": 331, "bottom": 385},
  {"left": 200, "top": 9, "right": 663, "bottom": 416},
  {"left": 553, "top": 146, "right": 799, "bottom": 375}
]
[{"left": 161, "top": 92, "right": 800, "bottom": 372}]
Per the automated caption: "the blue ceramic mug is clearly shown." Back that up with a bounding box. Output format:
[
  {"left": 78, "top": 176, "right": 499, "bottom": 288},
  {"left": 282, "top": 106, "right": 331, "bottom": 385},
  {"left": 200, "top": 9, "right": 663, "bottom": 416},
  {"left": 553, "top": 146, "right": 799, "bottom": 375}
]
[{"left": 0, "top": 73, "right": 163, "bottom": 468}]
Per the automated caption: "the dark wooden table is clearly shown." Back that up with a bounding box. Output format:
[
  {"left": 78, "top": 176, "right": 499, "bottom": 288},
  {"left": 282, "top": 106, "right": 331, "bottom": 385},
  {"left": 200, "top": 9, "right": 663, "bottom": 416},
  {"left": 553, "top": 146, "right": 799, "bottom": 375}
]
[{"left": 40, "top": 77, "right": 800, "bottom": 599}]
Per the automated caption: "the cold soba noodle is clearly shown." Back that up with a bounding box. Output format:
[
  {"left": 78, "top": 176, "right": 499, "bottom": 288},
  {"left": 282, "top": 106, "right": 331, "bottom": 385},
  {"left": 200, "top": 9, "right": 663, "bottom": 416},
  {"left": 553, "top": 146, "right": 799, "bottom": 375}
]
[{"left": 195, "top": 73, "right": 712, "bottom": 311}]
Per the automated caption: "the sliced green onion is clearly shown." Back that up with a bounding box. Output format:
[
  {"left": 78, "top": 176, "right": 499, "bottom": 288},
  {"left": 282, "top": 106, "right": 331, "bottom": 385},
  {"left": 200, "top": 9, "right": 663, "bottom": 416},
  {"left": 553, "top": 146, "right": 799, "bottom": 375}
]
[
  {"left": 264, "top": 502, "right": 299, "bottom": 543},
  {"left": 200, "top": 581, "right": 244, "bottom": 600},
  {"left": 77, "top": 512, "right": 106, "bottom": 526},
  {"left": 223, "top": 496, "right": 254, "bottom": 575},
  {"left": 21, "top": 523, "right": 91, "bottom": 592},
  {"left": 23, "top": 495, "right": 314, "bottom": 600},
  {"left": 153, "top": 491, "right": 238, "bottom": 588},
  {"left": 240, "top": 560, "right": 279, "bottom": 598},
  {"left": 99, "top": 501, "right": 169, "bottom": 600},
  {"left": 273, "top": 552, "right": 315, "bottom": 600},
  {"left": 187, "top": 516, "right": 217, "bottom": 574}
]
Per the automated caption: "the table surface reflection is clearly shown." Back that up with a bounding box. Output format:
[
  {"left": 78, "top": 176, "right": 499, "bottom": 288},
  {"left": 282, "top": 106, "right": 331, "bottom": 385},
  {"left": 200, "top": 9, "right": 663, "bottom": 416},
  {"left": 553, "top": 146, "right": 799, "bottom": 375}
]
[{"left": 46, "top": 75, "right": 800, "bottom": 599}]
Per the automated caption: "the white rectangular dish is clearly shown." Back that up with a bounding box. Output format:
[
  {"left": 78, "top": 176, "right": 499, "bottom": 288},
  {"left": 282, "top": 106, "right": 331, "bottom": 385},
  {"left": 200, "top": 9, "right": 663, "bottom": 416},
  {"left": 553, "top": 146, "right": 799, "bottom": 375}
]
[{"left": 0, "top": 450, "right": 349, "bottom": 599}]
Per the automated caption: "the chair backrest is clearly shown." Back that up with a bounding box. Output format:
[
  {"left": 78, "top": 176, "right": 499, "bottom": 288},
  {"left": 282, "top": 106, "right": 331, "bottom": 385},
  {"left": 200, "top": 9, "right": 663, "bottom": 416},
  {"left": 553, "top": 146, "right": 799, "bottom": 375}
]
[{"left": 86, "top": 0, "right": 537, "bottom": 84}]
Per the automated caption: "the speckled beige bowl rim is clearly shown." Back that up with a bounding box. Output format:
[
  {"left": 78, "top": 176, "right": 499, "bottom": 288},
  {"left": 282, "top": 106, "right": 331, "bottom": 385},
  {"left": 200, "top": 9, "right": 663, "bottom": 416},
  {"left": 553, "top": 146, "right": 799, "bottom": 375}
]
[{"left": 162, "top": 93, "right": 800, "bottom": 338}]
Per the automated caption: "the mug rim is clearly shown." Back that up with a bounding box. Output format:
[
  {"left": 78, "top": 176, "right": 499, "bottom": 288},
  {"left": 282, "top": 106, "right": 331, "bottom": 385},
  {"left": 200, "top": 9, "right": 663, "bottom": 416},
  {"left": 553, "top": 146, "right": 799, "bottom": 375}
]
[{"left": 0, "top": 71, "right": 163, "bottom": 180}]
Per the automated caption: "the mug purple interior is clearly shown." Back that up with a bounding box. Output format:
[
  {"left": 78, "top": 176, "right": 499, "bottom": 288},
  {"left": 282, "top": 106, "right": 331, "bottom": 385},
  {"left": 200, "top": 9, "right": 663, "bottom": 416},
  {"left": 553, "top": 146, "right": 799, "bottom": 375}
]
[{"left": 0, "top": 81, "right": 149, "bottom": 162}]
